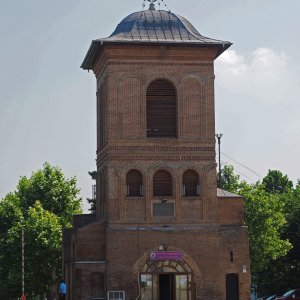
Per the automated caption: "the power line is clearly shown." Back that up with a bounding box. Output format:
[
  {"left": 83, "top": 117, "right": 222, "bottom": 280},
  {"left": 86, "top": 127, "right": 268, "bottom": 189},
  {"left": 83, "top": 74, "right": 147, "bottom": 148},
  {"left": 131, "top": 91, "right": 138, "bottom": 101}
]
[
  {"left": 221, "top": 152, "right": 292, "bottom": 194},
  {"left": 222, "top": 161, "right": 254, "bottom": 182},
  {"left": 221, "top": 152, "right": 263, "bottom": 179}
]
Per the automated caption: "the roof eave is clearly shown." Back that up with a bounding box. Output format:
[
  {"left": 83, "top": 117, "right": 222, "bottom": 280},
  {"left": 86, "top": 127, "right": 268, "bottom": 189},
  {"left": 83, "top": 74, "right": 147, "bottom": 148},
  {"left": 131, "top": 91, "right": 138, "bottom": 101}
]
[
  {"left": 80, "top": 39, "right": 233, "bottom": 70},
  {"left": 215, "top": 42, "right": 232, "bottom": 59},
  {"left": 81, "top": 40, "right": 102, "bottom": 70}
]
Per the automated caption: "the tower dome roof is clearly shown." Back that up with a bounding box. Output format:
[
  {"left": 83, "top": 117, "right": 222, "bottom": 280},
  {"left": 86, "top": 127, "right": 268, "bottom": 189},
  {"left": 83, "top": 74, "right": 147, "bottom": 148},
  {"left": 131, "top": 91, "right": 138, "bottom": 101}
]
[
  {"left": 109, "top": 10, "right": 219, "bottom": 43},
  {"left": 81, "top": 9, "right": 232, "bottom": 69}
]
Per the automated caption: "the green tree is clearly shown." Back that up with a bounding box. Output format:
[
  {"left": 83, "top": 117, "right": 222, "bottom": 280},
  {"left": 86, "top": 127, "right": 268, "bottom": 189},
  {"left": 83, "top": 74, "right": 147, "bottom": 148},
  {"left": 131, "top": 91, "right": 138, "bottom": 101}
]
[
  {"left": 219, "top": 165, "right": 292, "bottom": 293},
  {"left": 0, "top": 163, "right": 82, "bottom": 299},
  {"left": 280, "top": 181, "right": 300, "bottom": 289},
  {"left": 241, "top": 183, "right": 291, "bottom": 273},
  {"left": 220, "top": 164, "right": 243, "bottom": 192},
  {"left": 0, "top": 194, "right": 23, "bottom": 299},
  {"left": 254, "top": 179, "right": 299, "bottom": 296},
  {"left": 262, "top": 169, "right": 293, "bottom": 194}
]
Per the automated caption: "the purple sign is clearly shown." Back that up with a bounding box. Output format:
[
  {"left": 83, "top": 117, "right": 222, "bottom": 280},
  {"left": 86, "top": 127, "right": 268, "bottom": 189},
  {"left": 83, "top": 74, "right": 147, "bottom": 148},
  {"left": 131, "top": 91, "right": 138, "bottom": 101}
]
[{"left": 150, "top": 251, "right": 182, "bottom": 261}]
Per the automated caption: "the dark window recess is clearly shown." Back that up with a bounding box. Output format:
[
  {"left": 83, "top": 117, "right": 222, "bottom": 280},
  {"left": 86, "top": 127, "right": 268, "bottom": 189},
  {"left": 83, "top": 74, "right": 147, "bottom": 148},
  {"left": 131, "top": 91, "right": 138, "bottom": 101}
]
[
  {"left": 153, "top": 170, "right": 173, "bottom": 196},
  {"left": 146, "top": 79, "right": 177, "bottom": 137},
  {"left": 126, "top": 170, "right": 143, "bottom": 196},
  {"left": 91, "top": 272, "right": 105, "bottom": 298},
  {"left": 183, "top": 170, "right": 200, "bottom": 196}
]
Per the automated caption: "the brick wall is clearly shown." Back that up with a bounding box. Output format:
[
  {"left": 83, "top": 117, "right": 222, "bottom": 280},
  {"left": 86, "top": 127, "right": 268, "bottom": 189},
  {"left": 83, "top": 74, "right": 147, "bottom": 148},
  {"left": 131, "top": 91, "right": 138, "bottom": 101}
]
[{"left": 63, "top": 43, "right": 251, "bottom": 300}]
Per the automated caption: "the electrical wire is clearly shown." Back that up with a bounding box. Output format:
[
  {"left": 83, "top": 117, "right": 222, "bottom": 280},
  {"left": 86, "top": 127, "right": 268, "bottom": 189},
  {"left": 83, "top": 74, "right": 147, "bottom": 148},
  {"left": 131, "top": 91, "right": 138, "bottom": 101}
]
[
  {"left": 221, "top": 152, "right": 263, "bottom": 179},
  {"left": 221, "top": 152, "right": 292, "bottom": 194},
  {"left": 222, "top": 161, "right": 253, "bottom": 182}
]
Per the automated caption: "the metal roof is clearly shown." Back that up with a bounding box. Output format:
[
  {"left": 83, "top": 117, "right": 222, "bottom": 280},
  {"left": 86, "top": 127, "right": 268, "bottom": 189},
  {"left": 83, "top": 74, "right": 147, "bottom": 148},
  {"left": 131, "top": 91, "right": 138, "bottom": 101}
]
[
  {"left": 81, "top": 9, "right": 232, "bottom": 70},
  {"left": 217, "top": 188, "right": 242, "bottom": 198}
]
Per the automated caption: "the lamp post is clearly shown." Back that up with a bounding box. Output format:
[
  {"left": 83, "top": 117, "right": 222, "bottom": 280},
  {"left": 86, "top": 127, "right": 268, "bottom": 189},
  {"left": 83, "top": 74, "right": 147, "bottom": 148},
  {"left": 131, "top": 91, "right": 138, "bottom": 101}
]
[
  {"left": 21, "top": 226, "right": 26, "bottom": 300},
  {"left": 215, "top": 134, "right": 223, "bottom": 188}
]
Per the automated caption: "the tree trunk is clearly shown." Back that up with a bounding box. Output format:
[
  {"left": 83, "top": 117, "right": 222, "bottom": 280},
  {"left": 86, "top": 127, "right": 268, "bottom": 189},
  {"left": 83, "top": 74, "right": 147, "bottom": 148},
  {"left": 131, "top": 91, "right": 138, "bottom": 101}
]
[{"left": 50, "top": 263, "right": 57, "bottom": 300}]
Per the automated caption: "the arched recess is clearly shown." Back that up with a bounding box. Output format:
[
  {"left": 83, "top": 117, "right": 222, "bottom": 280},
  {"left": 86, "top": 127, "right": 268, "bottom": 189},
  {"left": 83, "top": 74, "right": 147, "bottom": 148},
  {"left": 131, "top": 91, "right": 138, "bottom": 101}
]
[
  {"left": 97, "top": 79, "right": 107, "bottom": 148},
  {"left": 107, "top": 75, "right": 120, "bottom": 140},
  {"left": 204, "top": 77, "right": 215, "bottom": 140},
  {"left": 146, "top": 79, "right": 177, "bottom": 138},
  {"left": 123, "top": 77, "right": 142, "bottom": 139},
  {"left": 97, "top": 168, "right": 106, "bottom": 219},
  {"left": 153, "top": 170, "right": 173, "bottom": 196},
  {"left": 181, "top": 77, "right": 204, "bottom": 140},
  {"left": 183, "top": 170, "right": 200, "bottom": 196},
  {"left": 126, "top": 169, "right": 144, "bottom": 197}
]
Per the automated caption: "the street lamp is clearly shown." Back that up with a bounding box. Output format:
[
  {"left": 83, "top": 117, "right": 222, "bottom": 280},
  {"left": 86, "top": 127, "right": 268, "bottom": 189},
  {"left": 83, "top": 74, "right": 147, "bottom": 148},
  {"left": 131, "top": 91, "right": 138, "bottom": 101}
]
[
  {"left": 21, "top": 226, "right": 26, "bottom": 300},
  {"left": 215, "top": 134, "right": 223, "bottom": 188}
]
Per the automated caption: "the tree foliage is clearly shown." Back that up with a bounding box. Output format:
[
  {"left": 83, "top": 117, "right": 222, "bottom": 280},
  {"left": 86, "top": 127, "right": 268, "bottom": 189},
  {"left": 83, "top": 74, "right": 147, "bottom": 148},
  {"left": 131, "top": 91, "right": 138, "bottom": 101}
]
[
  {"left": 220, "top": 165, "right": 299, "bottom": 296},
  {"left": 241, "top": 183, "right": 291, "bottom": 272},
  {"left": 220, "top": 165, "right": 243, "bottom": 192},
  {"left": 262, "top": 169, "right": 293, "bottom": 194},
  {"left": 0, "top": 163, "right": 82, "bottom": 299}
]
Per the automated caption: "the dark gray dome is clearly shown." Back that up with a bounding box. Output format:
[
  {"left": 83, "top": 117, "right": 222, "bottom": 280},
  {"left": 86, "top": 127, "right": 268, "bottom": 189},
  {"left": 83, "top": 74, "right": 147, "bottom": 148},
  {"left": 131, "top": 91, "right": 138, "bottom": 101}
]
[
  {"left": 109, "top": 10, "right": 210, "bottom": 42},
  {"left": 81, "top": 9, "right": 232, "bottom": 69}
]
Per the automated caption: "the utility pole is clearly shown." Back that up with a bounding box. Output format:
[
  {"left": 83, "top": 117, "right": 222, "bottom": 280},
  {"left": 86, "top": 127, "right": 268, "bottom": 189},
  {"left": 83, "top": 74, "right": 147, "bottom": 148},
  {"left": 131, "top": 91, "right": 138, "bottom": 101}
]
[
  {"left": 21, "top": 227, "right": 26, "bottom": 300},
  {"left": 215, "top": 134, "right": 223, "bottom": 188}
]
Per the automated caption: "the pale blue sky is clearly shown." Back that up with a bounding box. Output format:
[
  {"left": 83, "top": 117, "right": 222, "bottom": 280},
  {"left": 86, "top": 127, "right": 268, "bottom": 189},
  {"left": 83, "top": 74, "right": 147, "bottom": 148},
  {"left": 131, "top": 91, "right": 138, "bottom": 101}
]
[{"left": 1, "top": 0, "right": 299, "bottom": 210}]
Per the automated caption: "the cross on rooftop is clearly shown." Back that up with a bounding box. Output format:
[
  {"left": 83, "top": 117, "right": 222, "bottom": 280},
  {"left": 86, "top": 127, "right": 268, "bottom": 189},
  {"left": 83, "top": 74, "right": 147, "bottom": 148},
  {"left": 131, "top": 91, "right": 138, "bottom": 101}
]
[{"left": 147, "top": 0, "right": 158, "bottom": 10}]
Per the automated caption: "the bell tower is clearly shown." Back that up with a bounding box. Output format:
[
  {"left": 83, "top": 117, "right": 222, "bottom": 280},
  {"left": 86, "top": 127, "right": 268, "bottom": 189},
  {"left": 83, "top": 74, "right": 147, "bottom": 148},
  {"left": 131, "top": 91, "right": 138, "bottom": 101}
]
[
  {"left": 81, "top": 7, "right": 231, "bottom": 225},
  {"left": 64, "top": 4, "right": 251, "bottom": 300}
]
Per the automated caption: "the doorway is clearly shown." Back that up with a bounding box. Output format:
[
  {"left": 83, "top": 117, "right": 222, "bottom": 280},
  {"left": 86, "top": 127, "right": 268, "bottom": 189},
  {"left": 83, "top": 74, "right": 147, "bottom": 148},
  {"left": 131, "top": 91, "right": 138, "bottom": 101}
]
[
  {"left": 159, "top": 274, "right": 174, "bottom": 300},
  {"left": 140, "top": 259, "right": 194, "bottom": 300},
  {"left": 226, "top": 273, "right": 239, "bottom": 300}
]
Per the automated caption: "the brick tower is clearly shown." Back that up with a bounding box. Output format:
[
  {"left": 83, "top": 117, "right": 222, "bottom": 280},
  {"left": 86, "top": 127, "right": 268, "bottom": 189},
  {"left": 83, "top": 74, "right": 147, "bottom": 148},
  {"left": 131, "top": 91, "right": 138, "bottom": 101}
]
[{"left": 63, "top": 3, "right": 251, "bottom": 300}]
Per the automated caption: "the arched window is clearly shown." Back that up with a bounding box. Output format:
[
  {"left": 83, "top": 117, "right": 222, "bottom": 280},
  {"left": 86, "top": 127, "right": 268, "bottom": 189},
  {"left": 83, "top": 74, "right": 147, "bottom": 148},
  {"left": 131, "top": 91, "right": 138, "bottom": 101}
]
[
  {"left": 153, "top": 170, "right": 173, "bottom": 196},
  {"left": 182, "top": 170, "right": 200, "bottom": 196},
  {"left": 126, "top": 170, "right": 144, "bottom": 197},
  {"left": 147, "top": 79, "right": 177, "bottom": 137}
]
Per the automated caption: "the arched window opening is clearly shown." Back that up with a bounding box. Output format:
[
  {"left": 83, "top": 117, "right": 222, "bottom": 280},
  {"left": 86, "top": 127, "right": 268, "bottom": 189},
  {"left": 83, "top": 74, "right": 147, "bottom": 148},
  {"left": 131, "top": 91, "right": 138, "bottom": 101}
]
[
  {"left": 126, "top": 170, "right": 144, "bottom": 197},
  {"left": 153, "top": 170, "right": 173, "bottom": 196},
  {"left": 182, "top": 170, "right": 200, "bottom": 196},
  {"left": 146, "top": 79, "right": 177, "bottom": 138}
]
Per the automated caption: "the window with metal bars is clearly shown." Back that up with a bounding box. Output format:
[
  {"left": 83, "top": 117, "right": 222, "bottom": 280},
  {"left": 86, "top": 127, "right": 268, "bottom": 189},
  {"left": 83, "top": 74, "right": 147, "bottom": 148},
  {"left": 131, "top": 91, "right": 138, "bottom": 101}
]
[
  {"left": 126, "top": 170, "right": 144, "bottom": 197},
  {"left": 146, "top": 79, "right": 177, "bottom": 138},
  {"left": 107, "top": 291, "right": 125, "bottom": 300},
  {"left": 182, "top": 170, "right": 200, "bottom": 196},
  {"left": 153, "top": 170, "right": 173, "bottom": 196}
]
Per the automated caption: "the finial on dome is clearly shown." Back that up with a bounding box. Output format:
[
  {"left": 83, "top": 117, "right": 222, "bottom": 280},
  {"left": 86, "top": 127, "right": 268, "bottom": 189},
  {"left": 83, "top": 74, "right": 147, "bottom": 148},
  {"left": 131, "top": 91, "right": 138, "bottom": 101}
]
[{"left": 147, "top": 0, "right": 157, "bottom": 10}]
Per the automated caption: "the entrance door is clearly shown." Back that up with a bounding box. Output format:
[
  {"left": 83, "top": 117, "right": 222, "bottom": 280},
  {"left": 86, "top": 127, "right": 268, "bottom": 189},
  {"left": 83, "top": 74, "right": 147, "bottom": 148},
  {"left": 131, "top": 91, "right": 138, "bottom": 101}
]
[
  {"left": 159, "top": 274, "right": 174, "bottom": 300},
  {"left": 226, "top": 273, "right": 239, "bottom": 300}
]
